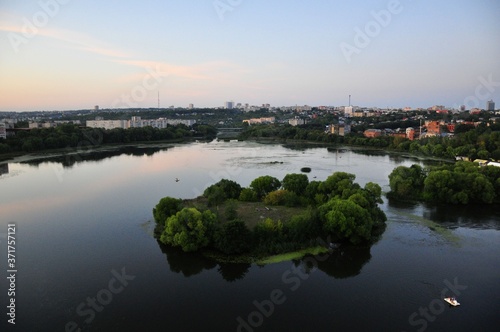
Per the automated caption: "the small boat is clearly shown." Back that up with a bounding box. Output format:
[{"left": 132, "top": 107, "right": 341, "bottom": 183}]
[{"left": 444, "top": 297, "right": 460, "bottom": 306}]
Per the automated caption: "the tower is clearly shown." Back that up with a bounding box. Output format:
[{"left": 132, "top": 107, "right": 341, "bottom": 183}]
[{"left": 487, "top": 100, "right": 495, "bottom": 111}]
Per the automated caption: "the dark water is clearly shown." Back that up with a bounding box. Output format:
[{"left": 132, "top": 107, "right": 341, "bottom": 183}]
[{"left": 1, "top": 141, "right": 499, "bottom": 332}]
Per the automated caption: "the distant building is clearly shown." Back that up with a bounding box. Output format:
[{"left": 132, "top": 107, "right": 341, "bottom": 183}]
[
  {"left": 289, "top": 118, "right": 308, "bottom": 126},
  {"left": 344, "top": 106, "right": 358, "bottom": 117},
  {"left": 225, "top": 101, "right": 234, "bottom": 109},
  {"left": 87, "top": 117, "right": 196, "bottom": 129},
  {"left": 425, "top": 120, "right": 443, "bottom": 136},
  {"left": 86, "top": 119, "right": 128, "bottom": 130},
  {"left": 363, "top": 129, "right": 382, "bottom": 138},
  {"left": 330, "top": 124, "right": 351, "bottom": 136},
  {"left": 0, "top": 123, "right": 6, "bottom": 139},
  {"left": 188, "top": 103, "right": 194, "bottom": 109},
  {"left": 243, "top": 117, "right": 275, "bottom": 125},
  {"left": 487, "top": 100, "right": 495, "bottom": 111},
  {"left": 94, "top": 105, "right": 99, "bottom": 111}
]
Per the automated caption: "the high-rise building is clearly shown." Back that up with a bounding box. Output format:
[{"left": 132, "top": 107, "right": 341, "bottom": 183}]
[
  {"left": 225, "top": 101, "right": 234, "bottom": 109},
  {"left": 487, "top": 100, "right": 495, "bottom": 111},
  {"left": 188, "top": 103, "right": 194, "bottom": 109}
]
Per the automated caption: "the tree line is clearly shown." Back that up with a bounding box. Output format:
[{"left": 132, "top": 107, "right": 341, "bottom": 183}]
[
  {"left": 239, "top": 123, "right": 500, "bottom": 161},
  {"left": 153, "top": 172, "right": 387, "bottom": 258},
  {"left": 388, "top": 161, "right": 500, "bottom": 204},
  {"left": 0, "top": 123, "right": 217, "bottom": 154}
]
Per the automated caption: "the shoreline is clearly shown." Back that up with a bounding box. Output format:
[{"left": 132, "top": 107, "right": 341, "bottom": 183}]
[
  {"left": 0, "top": 137, "right": 212, "bottom": 164},
  {"left": 201, "top": 245, "right": 331, "bottom": 265}
]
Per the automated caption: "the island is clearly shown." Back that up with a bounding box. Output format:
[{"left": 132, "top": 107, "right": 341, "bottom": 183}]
[{"left": 153, "top": 172, "right": 387, "bottom": 264}]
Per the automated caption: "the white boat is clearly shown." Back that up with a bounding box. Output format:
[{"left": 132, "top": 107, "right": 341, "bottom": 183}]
[{"left": 444, "top": 297, "right": 460, "bottom": 306}]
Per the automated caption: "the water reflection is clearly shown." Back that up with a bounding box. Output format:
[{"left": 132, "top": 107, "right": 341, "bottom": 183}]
[
  {"left": 423, "top": 204, "right": 500, "bottom": 230},
  {"left": 22, "top": 146, "right": 169, "bottom": 167},
  {"left": 387, "top": 197, "right": 422, "bottom": 211},
  {"left": 158, "top": 242, "right": 217, "bottom": 277},
  {"left": 0, "top": 163, "right": 8, "bottom": 175},
  {"left": 217, "top": 263, "right": 251, "bottom": 282},
  {"left": 158, "top": 241, "right": 253, "bottom": 281},
  {"left": 158, "top": 238, "right": 375, "bottom": 281},
  {"left": 316, "top": 245, "right": 372, "bottom": 279}
]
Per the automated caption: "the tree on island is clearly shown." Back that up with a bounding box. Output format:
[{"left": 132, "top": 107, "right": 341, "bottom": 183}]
[
  {"left": 282, "top": 173, "right": 309, "bottom": 195},
  {"left": 250, "top": 175, "right": 281, "bottom": 199},
  {"left": 204, "top": 179, "right": 242, "bottom": 207},
  {"left": 160, "top": 208, "right": 217, "bottom": 252},
  {"left": 154, "top": 171, "right": 387, "bottom": 259},
  {"left": 153, "top": 196, "right": 183, "bottom": 224}
]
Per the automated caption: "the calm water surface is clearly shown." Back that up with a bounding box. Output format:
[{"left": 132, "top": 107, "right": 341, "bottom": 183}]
[{"left": 1, "top": 141, "right": 499, "bottom": 332}]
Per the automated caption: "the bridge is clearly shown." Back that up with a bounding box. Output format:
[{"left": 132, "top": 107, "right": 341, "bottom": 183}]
[{"left": 216, "top": 127, "right": 243, "bottom": 139}]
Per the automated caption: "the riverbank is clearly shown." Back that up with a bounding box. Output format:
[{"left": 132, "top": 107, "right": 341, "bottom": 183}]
[{"left": 0, "top": 137, "right": 211, "bottom": 164}]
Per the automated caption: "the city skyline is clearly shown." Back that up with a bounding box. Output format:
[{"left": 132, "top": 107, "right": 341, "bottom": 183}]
[{"left": 1, "top": 0, "right": 499, "bottom": 112}]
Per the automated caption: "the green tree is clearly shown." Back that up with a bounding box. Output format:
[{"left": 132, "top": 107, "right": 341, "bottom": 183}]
[
  {"left": 224, "top": 199, "right": 239, "bottom": 221},
  {"left": 263, "top": 189, "right": 288, "bottom": 205},
  {"left": 388, "top": 165, "right": 426, "bottom": 200},
  {"left": 423, "top": 170, "right": 456, "bottom": 203},
  {"left": 250, "top": 175, "right": 281, "bottom": 199},
  {"left": 160, "top": 208, "right": 217, "bottom": 252},
  {"left": 239, "top": 188, "right": 258, "bottom": 202},
  {"left": 320, "top": 172, "right": 357, "bottom": 199},
  {"left": 215, "top": 220, "right": 252, "bottom": 255},
  {"left": 204, "top": 179, "right": 242, "bottom": 206},
  {"left": 282, "top": 173, "right": 309, "bottom": 195},
  {"left": 153, "top": 196, "right": 183, "bottom": 224},
  {"left": 319, "top": 199, "right": 373, "bottom": 244}
]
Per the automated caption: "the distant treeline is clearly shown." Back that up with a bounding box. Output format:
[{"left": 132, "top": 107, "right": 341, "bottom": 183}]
[
  {"left": 388, "top": 162, "right": 500, "bottom": 204},
  {"left": 0, "top": 123, "right": 217, "bottom": 154},
  {"left": 239, "top": 123, "right": 500, "bottom": 161}
]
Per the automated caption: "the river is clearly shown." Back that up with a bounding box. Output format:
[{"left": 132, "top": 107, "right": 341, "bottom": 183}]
[{"left": 1, "top": 140, "right": 499, "bottom": 331}]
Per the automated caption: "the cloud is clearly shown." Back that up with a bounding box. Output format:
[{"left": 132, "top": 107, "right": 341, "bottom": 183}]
[
  {"left": 0, "top": 22, "right": 132, "bottom": 58},
  {"left": 113, "top": 59, "right": 250, "bottom": 83}
]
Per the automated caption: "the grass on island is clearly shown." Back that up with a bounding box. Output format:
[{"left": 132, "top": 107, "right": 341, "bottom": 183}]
[
  {"left": 180, "top": 198, "right": 330, "bottom": 265},
  {"left": 393, "top": 210, "right": 461, "bottom": 245},
  {"left": 256, "top": 246, "right": 329, "bottom": 265},
  {"left": 182, "top": 197, "right": 305, "bottom": 230}
]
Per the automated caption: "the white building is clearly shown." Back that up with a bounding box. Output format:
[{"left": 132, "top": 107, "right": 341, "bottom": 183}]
[
  {"left": 86, "top": 120, "right": 129, "bottom": 130},
  {"left": 344, "top": 106, "right": 358, "bottom": 117},
  {"left": 289, "top": 118, "right": 308, "bottom": 126},
  {"left": 243, "top": 117, "right": 275, "bottom": 125},
  {"left": 87, "top": 117, "right": 196, "bottom": 130}
]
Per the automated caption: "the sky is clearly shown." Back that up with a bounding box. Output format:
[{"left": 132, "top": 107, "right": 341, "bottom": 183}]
[{"left": 1, "top": 0, "right": 499, "bottom": 111}]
